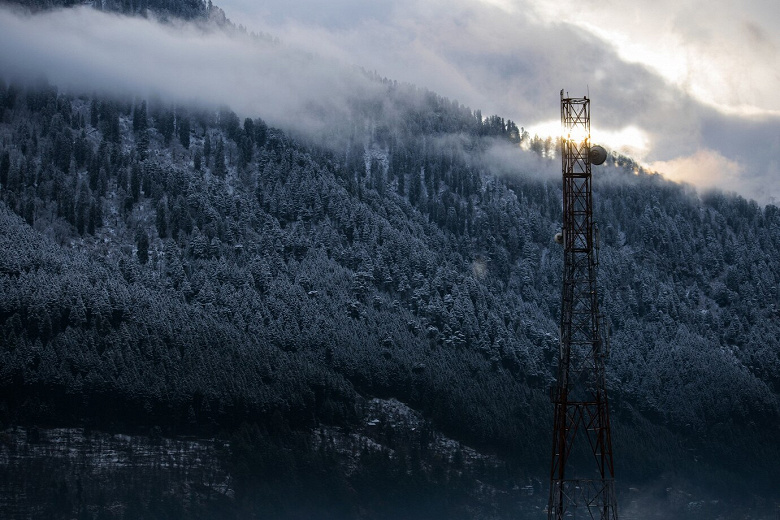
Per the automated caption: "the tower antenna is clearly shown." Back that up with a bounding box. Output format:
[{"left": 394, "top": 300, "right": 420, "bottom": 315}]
[{"left": 548, "top": 91, "right": 617, "bottom": 520}]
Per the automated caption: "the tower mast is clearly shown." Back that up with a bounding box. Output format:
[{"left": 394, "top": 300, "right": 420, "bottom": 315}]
[{"left": 548, "top": 91, "right": 617, "bottom": 520}]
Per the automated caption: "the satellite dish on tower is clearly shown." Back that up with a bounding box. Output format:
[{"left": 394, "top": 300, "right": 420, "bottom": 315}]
[{"left": 589, "top": 145, "right": 607, "bottom": 165}]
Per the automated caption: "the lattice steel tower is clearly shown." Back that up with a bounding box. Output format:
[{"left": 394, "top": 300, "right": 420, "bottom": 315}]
[{"left": 548, "top": 91, "right": 617, "bottom": 520}]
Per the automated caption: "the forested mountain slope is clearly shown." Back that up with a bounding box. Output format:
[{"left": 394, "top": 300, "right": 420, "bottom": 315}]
[{"left": 0, "top": 17, "right": 779, "bottom": 517}]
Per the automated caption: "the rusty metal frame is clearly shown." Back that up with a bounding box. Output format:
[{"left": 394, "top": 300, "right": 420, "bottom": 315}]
[{"left": 548, "top": 91, "right": 618, "bottom": 520}]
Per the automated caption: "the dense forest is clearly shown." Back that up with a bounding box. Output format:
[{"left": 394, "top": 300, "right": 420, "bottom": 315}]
[{"left": 1, "top": 1, "right": 779, "bottom": 519}]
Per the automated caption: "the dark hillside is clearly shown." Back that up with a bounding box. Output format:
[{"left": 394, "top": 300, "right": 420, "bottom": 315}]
[{"left": 0, "top": 71, "right": 779, "bottom": 517}]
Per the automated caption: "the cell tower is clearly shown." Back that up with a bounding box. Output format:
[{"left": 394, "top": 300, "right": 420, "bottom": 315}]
[{"left": 548, "top": 91, "right": 617, "bottom": 520}]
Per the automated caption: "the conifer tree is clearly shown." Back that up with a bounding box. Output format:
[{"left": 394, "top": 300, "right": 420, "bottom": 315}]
[
  {"left": 156, "top": 199, "right": 168, "bottom": 239},
  {"left": 178, "top": 116, "right": 191, "bottom": 149},
  {"left": 133, "top": 100, "right": 148, "bottom": 133},
  {"left": 0, "top": 151, "right": 9, "bottom": 187},
  {"left": 130, "top": 163, "right": 141, "bottom": 201},
  {"left": 204, "top": 133, "right": 211, "bottom": 161},
  {"left": 90, "top": 99, "right": 99, "bottom": 128},
  {"left": 88, "top": 201, "right": 101, "bottom": 234},
  {"left": 213, "top": 138, "right": 226, "bottom": 177},
  {"left": 194, "top": 148, "right": 202, "bottom": 171},
  {"left": 136, "top": 227, "right": 149, "bottom": 264}
]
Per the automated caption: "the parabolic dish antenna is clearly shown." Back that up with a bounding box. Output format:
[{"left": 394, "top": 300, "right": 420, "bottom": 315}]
[{"left": 589, "top": 145, "right": 607, "bottom": 166}]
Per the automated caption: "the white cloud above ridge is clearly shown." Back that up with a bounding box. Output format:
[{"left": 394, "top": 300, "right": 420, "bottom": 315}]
[
  {"left": 1, "top": 0, "right": 779, "bottom": 203},
  {"left": 649, "top": 149, "right": 746, "bottom": 196},
  {"left": 0, "top": 6, "right": 381, "bottom": 135},
  {"left": 219, "top": 0, "right": 780, "bottom": 203}
]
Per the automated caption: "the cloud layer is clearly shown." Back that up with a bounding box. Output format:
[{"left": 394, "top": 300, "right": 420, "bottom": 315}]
[
  {"left": 220, "top": 0, "right": 780, "bottom": 203},
  {"left": 0, "top": 6, "right": 380, "bottom": 136},
  {"left": 1, "top": 1, "right": 779, "bottom": 203}
]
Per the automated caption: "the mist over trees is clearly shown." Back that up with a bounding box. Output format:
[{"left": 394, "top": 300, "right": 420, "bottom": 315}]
[{"left": 0, "top": 4, "right": 779, "bottom": 517}]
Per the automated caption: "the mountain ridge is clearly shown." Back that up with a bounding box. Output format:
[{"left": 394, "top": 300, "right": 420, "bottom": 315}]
[{"left": 0, "top": 4, "right": 779, "bottom": 518}]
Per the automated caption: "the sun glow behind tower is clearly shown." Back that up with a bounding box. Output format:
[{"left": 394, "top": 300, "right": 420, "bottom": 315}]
[{"left": 527, "top": 120, "right": 651, "bottom": 160}]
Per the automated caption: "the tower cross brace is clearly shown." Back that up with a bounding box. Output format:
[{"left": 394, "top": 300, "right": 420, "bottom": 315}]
[{"left": 548, "top": 91, "right": 618, "bottom": 520}]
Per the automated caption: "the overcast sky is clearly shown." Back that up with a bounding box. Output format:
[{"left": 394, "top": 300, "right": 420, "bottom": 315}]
[
  {"left": 219, "top": 0, "right": 780, "bottom": 203},
  {"left": 1, "top": 0, "right": 778, "bottom": 203}
]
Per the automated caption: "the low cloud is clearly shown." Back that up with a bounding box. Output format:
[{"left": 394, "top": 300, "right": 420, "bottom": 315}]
[
  {"left": 219, "top": 0, "right": 780, "bottom": 203},
  {"left": 649, "top": 149, "right": 746, "bottom": 196},
  {"left": 0, "top": 6, "right": 381, "bottom": 135},
  {"left": 483, "top": 140, "right": 559, "bottom": 181},
  {"left": 1, "top": 1, "right": 779, "bottom": 203}
]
